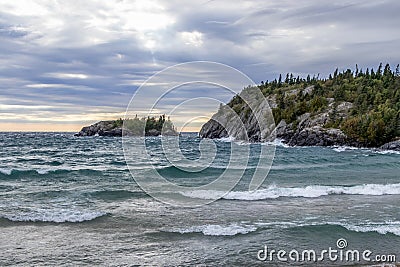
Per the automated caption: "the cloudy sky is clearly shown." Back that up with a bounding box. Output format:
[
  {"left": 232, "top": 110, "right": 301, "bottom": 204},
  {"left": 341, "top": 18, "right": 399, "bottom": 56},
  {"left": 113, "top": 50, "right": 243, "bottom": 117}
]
[{"left": 0, "top": 0, "right": 399, "bottom": 131}]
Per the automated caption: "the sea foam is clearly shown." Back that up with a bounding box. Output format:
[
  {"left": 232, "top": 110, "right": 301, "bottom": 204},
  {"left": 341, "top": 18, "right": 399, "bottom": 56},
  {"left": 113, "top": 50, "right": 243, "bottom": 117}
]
[
  {"left": 342, "top": 222, "right": 400, "bottom": 236},
  {"left": 166, "top": 223, "right": 257, "bottom": 236},
  {"left": 180, "top": 183, "right": 400, "bottom": 200},
  {"left": 0, "top": 168, "right": 12, "bottom": 175},
  {"left": 2, "top": 210, "right": 107, "bottom": 223}
]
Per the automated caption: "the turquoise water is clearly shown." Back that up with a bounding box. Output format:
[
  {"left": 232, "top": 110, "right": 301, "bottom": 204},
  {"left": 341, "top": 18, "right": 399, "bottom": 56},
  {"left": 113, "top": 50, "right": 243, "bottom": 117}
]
[{"left": 0, "top": 132, "right": 399, "bottom": 266}]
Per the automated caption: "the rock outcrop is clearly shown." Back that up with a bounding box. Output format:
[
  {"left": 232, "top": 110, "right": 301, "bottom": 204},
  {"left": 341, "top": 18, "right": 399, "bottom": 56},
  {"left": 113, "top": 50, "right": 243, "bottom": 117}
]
[
  {"left": 200, "top": 65, "right": 399, "bottom": 148},
  {"left": 74, "top": 121, "right": 128, "bottom": 137},
  {"left": 199, "top": 87, "right": 276, "bottom": 142},
  {"left": 75, "top": 120, "right": 178, "bottom": 137},
  {"left": 199, "top": 100, "right": 371, "bottom": 147},
  {"left": 288, "top": 126, "right": 349, "bottom": 146},
  {"left": 379, "top": 140, "right": 400, "bottom": 151}
]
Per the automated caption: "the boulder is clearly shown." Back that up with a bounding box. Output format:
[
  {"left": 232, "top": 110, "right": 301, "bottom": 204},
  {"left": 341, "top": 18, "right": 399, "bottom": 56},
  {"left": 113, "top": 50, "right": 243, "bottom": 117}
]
[
  {"left": 288, "top": 126, "right": 349, "bottom": 147},
  {"left": 379, "top": 140, "right": 400, "bottom": 151}
]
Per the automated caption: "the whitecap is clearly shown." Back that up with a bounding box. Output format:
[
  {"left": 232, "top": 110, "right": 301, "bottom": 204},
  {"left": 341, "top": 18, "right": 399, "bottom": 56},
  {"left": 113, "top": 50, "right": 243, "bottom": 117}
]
[
  {"left": 217, "top": 136, "right": 235, "bottom": 142},
  {"left": 374, "top": 150, "right": 400, "bottom": 155},
  {"left": 0, "top": 168, "right": 13, "bottom": 175},
  {"left": 166, "top": 223, "right": 257, "bottom": 236},
  {"left": 3, "top": 210, "right": 107, "bottom": 223},
  {"left": 264, "top": 139, "right": 289, "bottom": 148},
  {"left": 341, "top": 222, "right": 400, "bottom": 236},
  {"left": 180, "top": 183, "right": 400, "bottom": 200},
  {"left": 332, "top": 146, "right": 361, "bottom": 152}
]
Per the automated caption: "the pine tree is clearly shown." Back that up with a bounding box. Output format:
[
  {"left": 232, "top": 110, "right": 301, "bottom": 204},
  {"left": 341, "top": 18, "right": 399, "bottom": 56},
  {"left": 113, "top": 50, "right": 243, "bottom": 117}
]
[
  {"left": 383, "top": 63, "right": 391, "bottom": 77},
  {"left": 376, "top": 63, "right": 383, "bottom": 78},
  {"left": 285, "top": 73, "right": 289, "bottom": 84}
]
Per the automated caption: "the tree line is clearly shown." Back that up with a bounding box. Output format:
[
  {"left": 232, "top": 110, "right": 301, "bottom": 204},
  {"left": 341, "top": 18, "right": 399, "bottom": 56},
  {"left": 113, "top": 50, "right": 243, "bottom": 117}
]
[{"left": 228, "top": 63, "right": 399, "bottom": 146}]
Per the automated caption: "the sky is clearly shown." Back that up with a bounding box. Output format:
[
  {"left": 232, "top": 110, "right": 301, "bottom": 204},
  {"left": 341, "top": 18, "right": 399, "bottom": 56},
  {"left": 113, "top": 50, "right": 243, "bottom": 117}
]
[{"left": 0, "top": 0, "right": 399, "bottom": 132}]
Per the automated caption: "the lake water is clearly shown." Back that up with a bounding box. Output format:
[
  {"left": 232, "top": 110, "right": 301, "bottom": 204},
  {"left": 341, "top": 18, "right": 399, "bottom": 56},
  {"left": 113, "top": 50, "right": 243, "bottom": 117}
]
[{"left": 0, "top": 132, "right": 399, "bottom": 266}]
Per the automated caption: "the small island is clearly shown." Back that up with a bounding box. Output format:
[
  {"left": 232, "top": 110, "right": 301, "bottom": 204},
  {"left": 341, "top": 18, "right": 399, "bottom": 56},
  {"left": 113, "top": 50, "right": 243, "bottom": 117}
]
[{"left": 75, "top": 115, "right": 179, "bottom": 137}]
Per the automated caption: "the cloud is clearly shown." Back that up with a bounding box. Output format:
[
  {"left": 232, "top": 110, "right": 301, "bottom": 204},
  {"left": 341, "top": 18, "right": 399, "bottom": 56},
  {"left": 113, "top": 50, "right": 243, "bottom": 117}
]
[{"left": 0, "top": 0, "right": 399, "bottom": 130}]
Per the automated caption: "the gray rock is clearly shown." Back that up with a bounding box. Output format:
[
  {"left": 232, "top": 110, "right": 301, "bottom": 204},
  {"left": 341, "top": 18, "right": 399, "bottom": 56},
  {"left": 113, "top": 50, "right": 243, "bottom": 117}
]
[
  {"left": 199, "top": 87, "right": 397, "bottom": 148},
  {"left": 147, "top": 129, "right": 161, "bottom": 136},
  {"left": 75, "top": 120, "right": 177, "bottom": 137},
  {"left": 288, "top": 126, "right": 349, "bottom": 147},
  {"left": 337, "top": 101, "right": 353, "bottom": 112},
  {"left": 379, "top": 140, "right": 400, "bottom": 151}
]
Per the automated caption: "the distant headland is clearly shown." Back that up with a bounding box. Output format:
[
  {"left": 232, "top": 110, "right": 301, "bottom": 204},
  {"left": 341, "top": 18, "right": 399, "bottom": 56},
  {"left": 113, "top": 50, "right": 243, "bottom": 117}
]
[
  {"left": 75, "top": 115, "right": 178, "bottom": 137},
  {"left": 200, "top": 63, "right": 400, "bottom": 150}
]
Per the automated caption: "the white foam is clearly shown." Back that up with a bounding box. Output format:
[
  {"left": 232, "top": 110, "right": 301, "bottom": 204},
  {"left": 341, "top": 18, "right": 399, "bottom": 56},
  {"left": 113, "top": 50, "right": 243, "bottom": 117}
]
[
  {"left": 36, "top": 168, "right": 54, "bottom": 174},
  {"left": 166, "top": 221, "right": 400, "bottom": 237},
  {"left": 217, "top": 136, "right": 235, "bottom": 142},
  {"left": 0, "top": 168, "right": 12, "bottom": 175},
  {"left": 332, "top": 145, "right": 400, "bottom": 155},
  {"left": 341, "top": 222, "right": 400, "bottom": 236},
  {"left": 265, "top": 139, "right": 289, "bottom": 148},
  {"left": 3, "top": 210, "right": 106, "bottom": 223},
  {"left": 332, "top": 146, "right": 361, "bottom": 152},
  {"left": 375, "top": 150, "right": 400, "bottom": 155},
  {"left": 180, "top": 183, "right": 400, "bottom": 200},
  {"left": 166, "top": 223, "right": 257, "bottom": 236}
]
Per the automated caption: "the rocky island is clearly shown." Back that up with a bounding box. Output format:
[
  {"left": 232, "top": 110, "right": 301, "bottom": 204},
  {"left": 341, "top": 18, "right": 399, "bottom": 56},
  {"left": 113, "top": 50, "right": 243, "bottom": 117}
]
[
  {"left": 75, "top": 115, "right": 178, "bottom": 137},
  {"left": 200, "top": 63, "right": 400, "bottom": 151}
]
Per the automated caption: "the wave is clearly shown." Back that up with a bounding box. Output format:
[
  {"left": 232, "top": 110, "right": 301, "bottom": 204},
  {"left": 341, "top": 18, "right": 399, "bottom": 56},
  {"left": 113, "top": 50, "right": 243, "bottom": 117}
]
[
  {"left": 164, "top": 223, "right": 257, "bottom": 236},
  {"left": 332, "top": 145, "right": 361, "bottom": 152},
  {"left": 332, "top": 145, "right": 400, "bottom": 155},
  {"left": 0, "top": 168, "right": 12, "bottom": 175},
  {"left": 264, "top": 139, "right": 290, "bottom": 148},
  {"left": 216, "top": 136, "right": 236, "bottom": 142},
  {"left": 286, "top": 221, "right": 400, "bottom": 237},
  {"left": 156, "top": 165, "right": 225, "bottom": 178},
  {"left": 341, "top": 222, "right": 400, "bottom": 236},
  {"left": 374, "top": 149, "right": 400, "bottom": 155},
  {"left": 88, "top": 189, "right": 146, "bottom": 200},
  {"left": 0, "top": 167, "right": 128, "bottom": 177},
  {"left": 163, "top": 221, "right": 400, "bottom": 237},
  {"left": 180, "top": 183, "right": 400, "bottom": 200},
  {"left": 1, "top": 210, "right": 107, "bottom": 223}
]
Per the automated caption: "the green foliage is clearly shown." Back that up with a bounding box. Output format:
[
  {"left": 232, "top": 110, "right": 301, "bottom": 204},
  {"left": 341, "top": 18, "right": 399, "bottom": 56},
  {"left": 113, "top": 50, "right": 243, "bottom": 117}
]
[
  {"left": 113, "top": 118, "right": 123, "bottom": 128},
  {"left": 120, "top": 114, "right": 175, "bottom": 135},
  {"left": 230, "top": 63, "right": 400, "bottom": 146}
]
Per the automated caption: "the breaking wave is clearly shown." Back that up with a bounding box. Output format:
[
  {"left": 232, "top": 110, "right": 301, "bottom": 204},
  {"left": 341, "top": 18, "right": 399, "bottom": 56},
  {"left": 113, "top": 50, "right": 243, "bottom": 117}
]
[
  {"left": 1, "top": 210, "right": 108, "bottom": 223},
  {"left": 164, "top": 223, "right": 257, "bottom": 236},
  {"left": 180, "top": 183, "right": 400, "bottom": 200}
]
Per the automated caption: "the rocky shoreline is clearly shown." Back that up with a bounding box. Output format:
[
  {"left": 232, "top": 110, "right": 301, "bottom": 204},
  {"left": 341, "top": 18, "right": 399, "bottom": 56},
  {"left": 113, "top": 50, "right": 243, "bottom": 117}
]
[
  {"left": 74, "top": 119, "right": 178, "bottom": 137},
  {"left": 199, "top": 107, "right": 400, "bottom": 151},
  {"left": 201, "top": 64, "right": 400, "bottom": 151}
]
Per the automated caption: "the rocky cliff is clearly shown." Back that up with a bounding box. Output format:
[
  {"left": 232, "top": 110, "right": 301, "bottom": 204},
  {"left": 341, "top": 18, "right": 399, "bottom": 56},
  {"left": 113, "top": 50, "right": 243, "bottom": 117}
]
[
  {"left": 200, "top": 103, "right": 399, "bottom": 150},
  {"left": 200, "top": 100, "right": 355, "bottom": 147},
  {"left": 75, "top": 121, "right": 121, "bottom": 137},
  {"left": 200, "top": 64, "right": 400, "bottom": 150}
]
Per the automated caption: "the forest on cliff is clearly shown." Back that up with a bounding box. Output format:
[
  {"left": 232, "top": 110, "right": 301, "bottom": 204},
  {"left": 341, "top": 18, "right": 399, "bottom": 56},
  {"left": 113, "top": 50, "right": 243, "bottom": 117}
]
[{"left": 227, "top": 63, "right": 399, "bottom": 146}]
